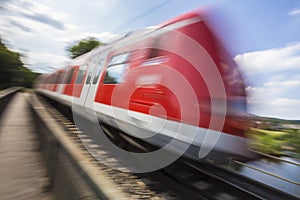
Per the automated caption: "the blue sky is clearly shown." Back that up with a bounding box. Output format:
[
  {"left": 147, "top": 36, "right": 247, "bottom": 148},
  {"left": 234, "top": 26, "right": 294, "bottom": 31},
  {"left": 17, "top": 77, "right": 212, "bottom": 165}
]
[
  {"left": 216, "top": 0, "right": 300, "bottom": 53},
  {"left": 0, "top": 0, "right": 300, "bottom": 119}
]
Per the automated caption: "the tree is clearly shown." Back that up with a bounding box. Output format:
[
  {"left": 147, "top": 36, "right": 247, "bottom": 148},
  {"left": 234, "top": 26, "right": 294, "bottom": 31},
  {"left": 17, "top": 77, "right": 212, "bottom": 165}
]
[
  {"left": 0, "top": 37, "right": 39, "bottom": 89},
  {"left": 67, "top": 37, "right": 103, "bottom": 59}
]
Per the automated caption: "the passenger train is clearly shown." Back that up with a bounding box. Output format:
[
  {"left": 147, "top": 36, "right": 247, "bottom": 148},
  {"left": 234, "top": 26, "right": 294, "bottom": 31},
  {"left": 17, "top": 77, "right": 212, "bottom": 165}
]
[{"left": 36, "top": 10, "right": 255, "bottom": 165}]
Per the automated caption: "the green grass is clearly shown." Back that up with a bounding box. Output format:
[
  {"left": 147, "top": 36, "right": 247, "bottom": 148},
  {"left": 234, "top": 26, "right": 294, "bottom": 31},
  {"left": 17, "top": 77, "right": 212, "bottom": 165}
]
[
  {"left": 251, "top": 128, "right": 286, "bottom": 136},
  {"left": 248, "top": 128, "right": 300, "bottom": 158}
]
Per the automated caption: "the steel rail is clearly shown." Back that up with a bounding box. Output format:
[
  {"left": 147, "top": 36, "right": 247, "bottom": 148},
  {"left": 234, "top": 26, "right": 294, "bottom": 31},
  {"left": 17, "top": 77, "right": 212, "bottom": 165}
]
[
  {"left": 182, "top": 160, "right": 299, "bottom": 200},
  {"left": 233, "top": 160, "right": 300, "bottom": 186},
  {"left": 250, "top": 149, "right": 300, "bottom": 167}
]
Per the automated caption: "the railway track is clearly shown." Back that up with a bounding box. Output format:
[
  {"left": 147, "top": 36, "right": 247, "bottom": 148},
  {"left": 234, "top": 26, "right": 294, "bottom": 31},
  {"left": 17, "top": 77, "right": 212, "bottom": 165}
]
[
  {"left": 35, "top": 93, "right": 299, "bottom": 200},
  {"left": 181, "top": 160, "right": 299, "bottom": 200},
  {"left": 34, "top": 93, "right": 205, "bottom": 199}
]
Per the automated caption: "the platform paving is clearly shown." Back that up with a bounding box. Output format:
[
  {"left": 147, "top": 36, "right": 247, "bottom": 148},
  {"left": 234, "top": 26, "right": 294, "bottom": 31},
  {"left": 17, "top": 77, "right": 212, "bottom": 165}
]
[{"left": 0, "top": 93, "right": 54, "bottom": 200}]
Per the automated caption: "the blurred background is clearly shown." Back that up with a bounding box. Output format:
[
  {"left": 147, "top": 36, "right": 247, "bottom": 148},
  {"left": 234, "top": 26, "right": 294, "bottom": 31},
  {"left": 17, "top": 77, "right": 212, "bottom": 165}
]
[{"left": 0, "top": 0, "right": 299, "bottom": 158}]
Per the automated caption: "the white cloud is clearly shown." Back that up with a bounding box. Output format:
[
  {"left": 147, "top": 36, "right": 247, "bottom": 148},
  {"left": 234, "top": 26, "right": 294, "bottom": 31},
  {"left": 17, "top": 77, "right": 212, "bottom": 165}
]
[
  {"left": 236, "top": 47, "right": 300, "bottom": 118},
  {"left": 264, "top": 80, "right": 300, "bottom": 87},
  {"left": 288, "top": 8, "right": 300, "bottom": 16},
  {"left": 234, "top": 42, "right": 300, "bottom": 74},
  {"left": 22, "top": 52, "right": 71, "bottom": 73},
  {"left": 23, "top": 52, "right": 70, "bottom": 65},
  {"left": 1, "top": 15, "right": 59, "bottom": 35},
  {"left": 238, "top": 43, "right": 300, "bottom": 119},
  {"left": 57, "top": 31, "right": 118, "bottom": 44},
  {"left": 0, "top": 0, "right": 122, "bottom": 73},
  {"left": 246, "top": 76, "right": 300, "bottom": 119},
  {"left": 270, "top": 98, "right": 300, "bottom": 107},
  {"left": 246, "top": 86, "right": 300, "bottom": 119},
  {"left": 262, "top": 98, "right": 300, "bottom": 119},
  {"left": 0, "top": 0, "right": 117, "bottom": 73},
  {"left": 2, "top": 0, "right": 68, "bottom": 30}
]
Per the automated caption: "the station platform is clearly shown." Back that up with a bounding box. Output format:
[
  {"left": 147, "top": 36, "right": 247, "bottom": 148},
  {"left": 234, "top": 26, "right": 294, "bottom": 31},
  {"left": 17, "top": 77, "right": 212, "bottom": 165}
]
[{"left": 0, "top": 93, "right": 54, "bottom": 200}]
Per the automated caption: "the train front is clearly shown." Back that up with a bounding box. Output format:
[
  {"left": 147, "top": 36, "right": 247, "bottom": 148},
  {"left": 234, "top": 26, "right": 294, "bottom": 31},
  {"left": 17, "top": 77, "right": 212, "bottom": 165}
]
[{"left": 152, "top": 10, "right": 257, "bottom": 164}]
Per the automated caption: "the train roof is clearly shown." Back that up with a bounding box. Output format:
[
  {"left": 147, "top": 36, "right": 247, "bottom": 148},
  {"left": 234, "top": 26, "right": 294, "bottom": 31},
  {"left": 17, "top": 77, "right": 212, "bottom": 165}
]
[{"left": 67, "top": 9, "right": 206, "bottom": 67}]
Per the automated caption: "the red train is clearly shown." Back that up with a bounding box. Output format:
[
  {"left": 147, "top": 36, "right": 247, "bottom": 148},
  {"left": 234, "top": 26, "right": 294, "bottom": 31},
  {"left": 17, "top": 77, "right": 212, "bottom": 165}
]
[{"left": 36, "top": 10, "right": 255, "bottom": 165}]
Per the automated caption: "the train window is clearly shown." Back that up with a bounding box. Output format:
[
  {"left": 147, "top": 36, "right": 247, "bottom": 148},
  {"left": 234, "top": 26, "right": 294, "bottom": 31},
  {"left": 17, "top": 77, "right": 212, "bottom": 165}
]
[
  {"left": 103, "top": 53, "right": 130, "bottom": 84},
  {"left": 50, "top": 74, "right": 56, "bottom": 84},
  {"left": 148, "top": 48, "right": 159, "bottom": 59},
  {"left": 47, "top": 75, "right": 51, "bottom": 84},
  {"left": 54, "top": 73, "right": 59, "bottom": 84},
  {"left": 48, "top": 75, "right": 52, "bottom": 84},
  {"left": 57, "top": 71, "right": 64, "bottom": 84},
  {"left": 63, "top": 68, "right": 75, "bottom": 84},
  {"left": 103, "top": 63, "right": 127, "bottom": 84},
  {"left": 75, "top": 65, "right": 87, "bottom": 84},
  {"left": 108, "top": 53, "right": 129, "bottom": 65},
  {"left": 48, "top": 76, "right": 52, "bottom": 84},
  {"left": 148, "top": 37, "right": 161, "bottom": 59}
]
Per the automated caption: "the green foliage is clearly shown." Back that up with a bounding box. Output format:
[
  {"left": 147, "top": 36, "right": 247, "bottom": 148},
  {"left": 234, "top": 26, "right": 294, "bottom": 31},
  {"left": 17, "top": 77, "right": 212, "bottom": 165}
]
[
  {"left": 280, "top": 129, "right": 300, "bottom": 155},
  {"left": 254, "top": 134, "right": 284, "bottom": 155},
  {"left": 0, "top": 37, "right": 39, "bottom": 89},
  {"left": 249, "top": 128, "right": 300, "bottom": 158},
  {"left": 67, "top": 37, "right": 103, "bottom": 59}
]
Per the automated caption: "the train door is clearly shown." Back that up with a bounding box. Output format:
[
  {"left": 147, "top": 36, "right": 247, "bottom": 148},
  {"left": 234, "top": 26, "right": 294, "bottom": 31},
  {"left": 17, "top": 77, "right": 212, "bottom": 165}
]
[
  {"left": 72, "top": 65, "right": 87, "bottom": 99},
  {"left": 63, "top": 67, "right": 77, "bottom": 96},
  {"left": 80, "top": 50, "right": 110, "bottom": 108},
  {"left": 74, "top": 62, "right": 91, "bottom": 106}
]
